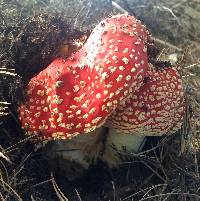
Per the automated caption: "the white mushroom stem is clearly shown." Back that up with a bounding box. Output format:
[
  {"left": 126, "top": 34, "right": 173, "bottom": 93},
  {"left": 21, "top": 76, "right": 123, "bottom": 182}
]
[
  {"left": 102, "top": 128, "right": 146, "bottom": 167},
  {"left": 43, "top": 127, "right": 106, "bottom": 180}
]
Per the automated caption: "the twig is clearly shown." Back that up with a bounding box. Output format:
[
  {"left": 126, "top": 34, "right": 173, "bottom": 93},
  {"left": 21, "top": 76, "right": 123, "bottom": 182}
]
[
  {"left": 152, "top": 146, "right": 168, "bottom": 180},
  {"left": 0, "top": 152, "right": 12, "bottom": 164},
  {"left": 24, "top": 179, "right": 52, "bottom": 193},
  {"left": 142, "top": 183, "right": 167, "bottom": 200},
  {"left": 112, "top": 1, "right": 128, "bottom": 14},
  {"left": 140, "top": 160, "right": 166, "bottom": 182},
  {"left": 121, "top": 184, "right": 168, "bottom": 201},
  {"left": 0, "top": 178, "right": 23, "bottom": 201},
  {"left": 0, "top": 102, "right": 11, "bottom": 105},
  {"left": 112, "top": 181, "right": 117, "bottom": 201},
  {"left": 31, "top": 195, "right": 37, "bottom": 201},
  {"left": 0, "top": 71, "right": 18, "bottom": 77},
  {"left": 184, "top": 62, "right": 200, "bottom": 69},
  {"left": 157, "top": 48, "right": 168, "bottom": 60},
  {"left": 152, "top": 37, "right": 183, "bottom": 52},
  {"left": 194, "top": 152, "right": 199, "bottom": 177},
  {"left": 153, "top": 5, "right": 180, "bottom": 25},
  {"left": 10, "top": 153, "right": 32, "bottom": 181},
  {"left": 3, "top": 134, "right": 38, "bottom": 154},
  {"left": 170, "top": 158, "right": 200, "bottom": 183},
  {"left": 51, "top": 173, "right": 69, "bottom": 201},
  {"left": 0, "top": 160, "right": 9, "bottom": 185},
  {"left": 75, "top": 189, "right": 83, "bottom": 201},
  {"left": 0, "top": 192, "right": 6, "bottom": 201},
  {"left": 182, "top": 72, "right": 196, "bottom": 78}
]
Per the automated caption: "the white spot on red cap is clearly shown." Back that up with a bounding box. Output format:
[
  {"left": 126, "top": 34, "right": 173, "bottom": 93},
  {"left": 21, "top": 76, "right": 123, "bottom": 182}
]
[
  {"left": 116, "top": 75, "right": 123, "bottom": 82},
  {"left": 119, "top": 66, "right": 125, "bottom": 71},
  {"left": 123, "top": 48, "right": 129, "bottom": 54},
  {"left": 126, "top": 75, "right": 131, "bottom": 81},
  {"left": 122, "top": 57, "right": 129, "bottom": 64},
  {"left": 101, "top": 72, "right": 109, "bottom": 80}
]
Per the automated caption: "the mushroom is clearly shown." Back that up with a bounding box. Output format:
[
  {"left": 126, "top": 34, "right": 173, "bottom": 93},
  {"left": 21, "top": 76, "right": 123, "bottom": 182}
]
[
  {"left": 18, "top": 14, "right": 150, "bottom": 177},
  {"left": 102, "top": 64, "right": 185, "bottom": 167}
]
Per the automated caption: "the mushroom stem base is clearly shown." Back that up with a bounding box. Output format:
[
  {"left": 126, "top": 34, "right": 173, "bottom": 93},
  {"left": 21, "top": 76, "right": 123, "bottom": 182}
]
[
  {"left": 102, "top": 128, "right": 146, "bottom": 167},
  {"left": 42, "top": 127, "right": 106, "bottom": 180}
]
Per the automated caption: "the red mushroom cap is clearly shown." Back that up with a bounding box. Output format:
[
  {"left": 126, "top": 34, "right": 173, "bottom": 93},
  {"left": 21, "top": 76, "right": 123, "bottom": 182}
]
[
  {"left": 19, "top": 14, "right": 150, "bottom": 142},
  {"left": 106, "top": 64, "right": 185, "bottom": 136}
]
